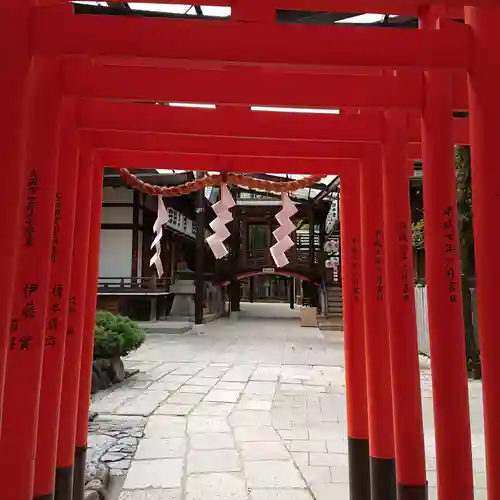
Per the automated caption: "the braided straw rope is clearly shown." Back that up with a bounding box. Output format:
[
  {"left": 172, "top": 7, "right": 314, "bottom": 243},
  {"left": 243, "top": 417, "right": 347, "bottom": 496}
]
[{"left": 119, "top": 169, "right": 323, "bottom": 197}]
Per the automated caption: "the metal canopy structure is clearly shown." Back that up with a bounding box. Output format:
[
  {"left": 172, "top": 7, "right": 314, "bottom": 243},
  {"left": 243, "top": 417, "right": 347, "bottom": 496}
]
[{"left": 73, "top": 1, "right": 420, "bottom": 27}]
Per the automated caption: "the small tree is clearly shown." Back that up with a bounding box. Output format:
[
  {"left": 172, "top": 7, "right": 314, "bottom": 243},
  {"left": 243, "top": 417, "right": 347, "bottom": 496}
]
[{"left": 94, "top": 311, "right": 146, "bottom": 359}]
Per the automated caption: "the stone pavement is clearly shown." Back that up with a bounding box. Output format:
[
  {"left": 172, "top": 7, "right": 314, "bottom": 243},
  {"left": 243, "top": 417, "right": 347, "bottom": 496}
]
[{"left": 90, "top": 302, "right": 486, "bottom": 500}]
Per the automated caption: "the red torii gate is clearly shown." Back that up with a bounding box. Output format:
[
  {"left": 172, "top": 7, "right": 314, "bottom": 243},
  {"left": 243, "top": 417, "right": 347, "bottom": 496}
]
[
  {"left": 2, "top": 2, "right": 500, "bottom": 500},
  {"left": 63, "top": 60, "right": 470, "bottom": 111},
  {"left": 78, "top": 100, "right": 471, "bottom": 144}
]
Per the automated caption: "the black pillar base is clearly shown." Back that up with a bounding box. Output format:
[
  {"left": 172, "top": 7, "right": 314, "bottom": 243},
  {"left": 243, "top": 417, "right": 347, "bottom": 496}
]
[
  {"left": 55, "top": 465, "right": 74, "bottom": 500},
  {"left": 397, "top": 483, "right": 428, "bottom": 500},
  {"left": 348, "top": 437, "right": 370, "bottom": 500},
  {"left": 34, "top": 494, "right": 54, "bottom": 500},
  {"left": 370, "top": 456, "right": 396, "bottom": 500},
  {"left": 230, "top": 279, "right": 240, "bottom": 312},
  {"left": 249, "top": 276, "right": 255, "bottom": 304},
  {"left": 72, "top": 447, "right": 87, "bottom": 500}
]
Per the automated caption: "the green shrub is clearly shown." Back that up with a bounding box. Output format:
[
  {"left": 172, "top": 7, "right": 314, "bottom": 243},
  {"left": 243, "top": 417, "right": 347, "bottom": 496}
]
[{"left": 94, "top": 310, "right": 146, "bottom": 359}]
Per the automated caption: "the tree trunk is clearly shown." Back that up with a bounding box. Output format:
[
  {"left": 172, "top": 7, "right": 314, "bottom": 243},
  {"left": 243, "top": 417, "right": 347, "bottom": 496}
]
[{"left": 455, "top": 145, "right": 480, "bottom": 379}]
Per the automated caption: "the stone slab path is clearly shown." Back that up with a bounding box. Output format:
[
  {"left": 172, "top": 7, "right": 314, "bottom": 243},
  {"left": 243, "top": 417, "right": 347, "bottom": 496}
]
[{"left": 90, "top": 303, "right": 486, "bottom": 500}]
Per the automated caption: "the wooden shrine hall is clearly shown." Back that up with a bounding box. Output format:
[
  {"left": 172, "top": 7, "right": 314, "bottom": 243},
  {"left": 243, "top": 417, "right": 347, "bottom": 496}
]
[
  {"left": 2, "top": 1, "right": 500, "bottom": 500},
  {"left": 97, "top": 167, "right": 339, "bottom": 321}
]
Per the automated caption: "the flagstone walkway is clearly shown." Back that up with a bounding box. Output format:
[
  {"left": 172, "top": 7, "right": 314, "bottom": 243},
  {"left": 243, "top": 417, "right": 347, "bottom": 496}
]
[{"left": 90, "top": 303, "right": 486, "bottom": 500}]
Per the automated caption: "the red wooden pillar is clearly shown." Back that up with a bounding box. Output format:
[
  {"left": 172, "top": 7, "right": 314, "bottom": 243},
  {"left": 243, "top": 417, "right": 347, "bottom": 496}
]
[
  {"left": 0, "top": 0, "right": 33, "bottom": 436},
  {"left": 33, "top": 100, "right": 80, "bottom": 500},
  {"left": 382, "top": 111, "right": 427, "bottom": 499},
  {"left": 339, "top": 167, "right": 370, "bottom": 500},
  {"left": 0, "top": 57, "right": 62, "bottom": 500},
  {"left": 359, "top": 145, "right": 396, "bottom": 500},
  {"left": 73, "top": 166, "right": 104, "bottom": 500},
  {"left": 419, "top": 7, "right": 474, "bottom": 500},
  {"left": 465, "top": 7, "right": 500, "bottom": 499},
  {"left": 55, "top": 145, "right": 95, "bottom": 499}
]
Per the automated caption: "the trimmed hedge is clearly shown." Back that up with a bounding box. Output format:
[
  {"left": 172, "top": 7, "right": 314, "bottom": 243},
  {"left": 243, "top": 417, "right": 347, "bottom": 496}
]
[{"left": 94, "top": 311, "right": 146, "bottom": 359}]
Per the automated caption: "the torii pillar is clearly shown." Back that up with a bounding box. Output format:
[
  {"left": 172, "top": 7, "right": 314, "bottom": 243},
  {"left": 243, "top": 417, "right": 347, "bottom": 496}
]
[
  {"left": 359, "top": 145, "right": 396, "bottom": 500},
  {"left": 0, "top": 0, "right": 34, "bottom": 436},
  {"left": 339, "top": 167, "right": 370, "bottom": 500},
  {"left": 466, "top": 7, "right": 500, "bottom": 499},
  {"left": 382, "top": 110, "right": 426, "bottom": 499},
  {"left": 419, "top": 7, "right": 473, "bottom": 500}
]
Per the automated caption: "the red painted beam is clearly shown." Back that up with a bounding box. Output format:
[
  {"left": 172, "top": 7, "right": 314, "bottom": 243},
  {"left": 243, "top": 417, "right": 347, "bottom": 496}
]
[
  {"left": 97, "top": 150, "right": 358, "bottom": 175},
  {"left": 90, "top": 130, "right": 423, "bottom": 159},
  {"left": 65, "top": 62, "right": 423, "bottom": 109},
  {"left": 33, "top": 5, "right": 470, "bottom": 69},
  {"left": 63, "top": 62, "right": 469, "bottom": 111},
  {"left": 80, "top": 102, "right": 382, "bottom": 142},
  {"left": 78, "top": 100, "right": 470, "bottom": 144}
]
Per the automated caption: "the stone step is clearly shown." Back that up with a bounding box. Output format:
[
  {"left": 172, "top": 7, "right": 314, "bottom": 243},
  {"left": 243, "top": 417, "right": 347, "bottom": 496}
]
[{"left": 137, "top": 321, "right": 193, "bottom": 335}]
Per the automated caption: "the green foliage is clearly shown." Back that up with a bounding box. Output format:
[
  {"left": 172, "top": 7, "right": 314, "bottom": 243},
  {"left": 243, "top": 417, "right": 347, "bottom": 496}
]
[
  {"left": 94, "top": 310, "right": 146, "bottom": 359},
  {"left": 411, "top": 219, "right": 425, "bottom": 251},
  {"left": 411, "top": 145, "right": 473, "bottom": 253}
]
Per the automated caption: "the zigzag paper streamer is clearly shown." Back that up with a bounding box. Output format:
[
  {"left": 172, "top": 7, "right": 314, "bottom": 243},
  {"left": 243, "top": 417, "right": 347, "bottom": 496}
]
[
  {"left": 270, "top": 193, "right": 298, "bottom": 268},
  {"left": 206, "top": 184, "right": 236, "bottom": 259},
  {"left": 150, "top": 196, "right": 170, "bottom": 277}
]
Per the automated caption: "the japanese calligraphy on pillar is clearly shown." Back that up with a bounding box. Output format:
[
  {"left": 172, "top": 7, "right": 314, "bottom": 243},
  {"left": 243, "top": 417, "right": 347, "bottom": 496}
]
[
  {"left": 9, "top": 283, "right": 37, "bottom": 351},
  {"left": 398, "top": 222, "right": 411, "bottom": 302},
  {"left": 51, "top": 192, "right": 62, "bottom": 263},
  {"left": 374, "top": 230, "right": 384, "bottom": 301},
  {"left": 45, "top": 284, "right": 64, "bottom": 348},
  {"left": 25, "top": 169, "right": 38, "bottom": 246},
  {"left": 443, "top": 206, "right": 458, "bottom": 303},
  {"left": 66, "top": 294, "right": 77, "bottom": 336},
  {"left": 351, "top": 238, "right": 361, "bottom": 302}
]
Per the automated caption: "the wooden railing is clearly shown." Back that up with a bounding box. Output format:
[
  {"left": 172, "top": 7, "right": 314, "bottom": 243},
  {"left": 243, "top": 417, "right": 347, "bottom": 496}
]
[
  {"left": 245, "top": 249, "right": 269, "bottom": 268},
  {"left": 97, "top": 276, "right": 171, "bottom": 294}
]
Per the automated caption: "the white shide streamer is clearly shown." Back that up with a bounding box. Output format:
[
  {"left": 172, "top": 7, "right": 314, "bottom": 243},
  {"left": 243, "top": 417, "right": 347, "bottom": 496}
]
[
  {"left": 206, "top": 183, "right": 236, "bottom": 259},
  {"left": 270, "top": 193, "right": 298, "bottom": 268},
  {"left": 150, "top": 196, "right": 170, "bottom": 278}
]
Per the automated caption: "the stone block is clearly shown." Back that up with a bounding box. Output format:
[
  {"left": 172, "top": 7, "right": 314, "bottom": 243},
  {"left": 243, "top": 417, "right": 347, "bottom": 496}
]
[
  {"left": 190, "top": 433, "right": 236, "bottom": 450},
  {"left": 144, "top": 416, "right": 186, "bottom": 438},
  {"left": 187, "top": 416, "right": 231, "bottom": 434},
  {"left": 119, "top": 490, "right": 181, "bottom": 500},
  {"left": 229, "top": 411, "right": 271, "bottom": 427},
  {"left": 309, "top": 453, "right": 348, "bottom": 467},
  {"left": 205, "top": 390, "right": 241, "bottom": 403},
  {"left": 135, "top": 438, "right": 187, "bottom": 459},
  {"left": 192, "top": 402, "right": 235, "bottom": 416},
  {"left": 186, "top": 473, "right": 248, "bottom": 500},
  {"left": 250, "top": 490, "right": 313, "bottom": 500},
  {"left": 245, "top": 461, "right": 306, "bottom": 488},
  {"left": 187, "top": 450, "right": 241, "bottom": 473},
  {"left": 234, "top": 426, "right": 281, "bottom": 442},
  {"left": 239, "top": 441, "right": 289, "bottom": 461},
  {"left": 123, "top": 459, "right": 184, "bottom": 489}
]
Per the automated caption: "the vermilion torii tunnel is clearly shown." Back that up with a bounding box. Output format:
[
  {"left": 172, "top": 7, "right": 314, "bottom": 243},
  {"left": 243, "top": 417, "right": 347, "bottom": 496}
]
[{"left": 1, "top": 1, "right": 500, "bottom": 500}]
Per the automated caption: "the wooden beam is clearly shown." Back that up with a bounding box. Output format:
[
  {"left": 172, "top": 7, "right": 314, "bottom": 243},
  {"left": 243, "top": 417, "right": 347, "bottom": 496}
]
[
  {"left": 79, "top": 100, "right": 470, "bottom": 144},
  {"left": 91, "top": 131, "right": 374, "bottom": 158},
  {"left": 90, "top": 131, "right": 423, "bottom": 161},
  {"left": 33, "top": 5, "right": 470, "bottom": 69},
  {"left": 97, "top": 151, "right": 358, "bottom": 175},
  {"left": 65, "top": 62, "right": 469, "bottom": 110},
  {"left": 66, "top": 62, "right": 424, "bottom": 109}
]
